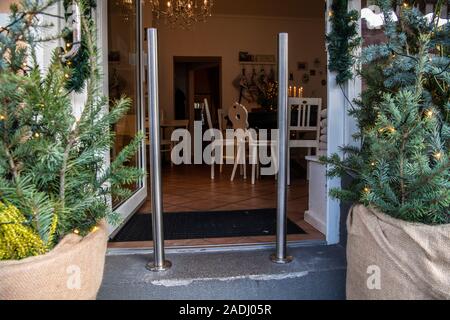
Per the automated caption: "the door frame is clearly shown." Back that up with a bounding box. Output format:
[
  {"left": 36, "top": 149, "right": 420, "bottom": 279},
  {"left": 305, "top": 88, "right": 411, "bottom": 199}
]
[
  {"left": 99, "top": 0, "right": 148, "bottom": 236},
  {"left": 173, "top": 56, "right": 223, "bottom": 135},
  {"left": 97, "top": 0, "right": 363, "bottom": 244},
  {"left": 325, "top": 0, "right": 362, "bottom": 244}
]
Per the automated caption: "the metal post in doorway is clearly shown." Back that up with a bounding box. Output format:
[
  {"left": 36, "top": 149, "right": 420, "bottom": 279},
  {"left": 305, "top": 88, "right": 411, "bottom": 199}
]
[
  {"left": 146, "top": 28, "right": 172, "bottom": 272},
  {"left": 271, "top": 33, "right": 293, "bottom": 264}
]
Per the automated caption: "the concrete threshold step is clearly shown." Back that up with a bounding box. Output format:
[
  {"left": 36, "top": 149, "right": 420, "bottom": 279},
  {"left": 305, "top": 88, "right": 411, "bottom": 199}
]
[{"left": 98, "top": 245, "right": 347, "bottom": 300}]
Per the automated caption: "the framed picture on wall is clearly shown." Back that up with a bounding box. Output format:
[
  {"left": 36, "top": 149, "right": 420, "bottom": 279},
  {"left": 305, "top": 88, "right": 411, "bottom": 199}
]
[
  {"left": 239, "top": 52, "right": 253, "bottom": 62},
  {"left": 297, "top": 62, "right": 308, "bottom": 70}
]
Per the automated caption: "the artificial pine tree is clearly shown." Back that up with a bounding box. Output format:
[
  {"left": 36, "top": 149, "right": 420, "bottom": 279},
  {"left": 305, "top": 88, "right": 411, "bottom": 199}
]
[
  {"left": 0, "top": 0, "right": 143, "bottom": 259},
  {"left": 323, "top": 0, "right": 449, "bottom": 224}
]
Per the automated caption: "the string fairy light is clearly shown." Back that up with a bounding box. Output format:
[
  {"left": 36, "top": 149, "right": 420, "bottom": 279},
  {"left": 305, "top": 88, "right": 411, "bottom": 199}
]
[{"left": 434, "top": 152, "right": 442, "bottom": 161}]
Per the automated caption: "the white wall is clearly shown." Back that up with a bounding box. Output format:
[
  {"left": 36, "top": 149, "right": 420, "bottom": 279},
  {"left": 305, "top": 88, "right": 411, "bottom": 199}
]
[{"left": 152, "top": 14, "right": 327, "bottom": 120}]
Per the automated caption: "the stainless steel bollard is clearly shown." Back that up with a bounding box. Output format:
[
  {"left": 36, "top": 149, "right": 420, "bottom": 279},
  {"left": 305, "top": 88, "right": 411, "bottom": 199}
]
[
  {"left": 271, "top": 33, "right": 293, "bottom": 264},
  {"left": 146, "top": 28, "right": 172, "bottom": 272}
]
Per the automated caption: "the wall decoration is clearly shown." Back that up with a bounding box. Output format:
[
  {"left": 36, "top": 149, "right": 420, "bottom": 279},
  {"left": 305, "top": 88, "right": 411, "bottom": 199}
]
[
  {"left": 239, "top": 51, "right": 252, "bottom": 62},
  {"left": 302, "top": 73, "right": 310, "bottom": 83},
  {"left": 314, "top": 58, "right": 321, "bottom": 67},
  {"left": 255, "top": 54, "right": 275, "bottom": 63},
  {"left": 310, "top": 69, "right": 316, "bottom": 76},
  {"left": 297, "top": 62, "right": 308, "bottom": 70},
  {"left": 239, "top": 52, "right": 275, "bottom": 64}
]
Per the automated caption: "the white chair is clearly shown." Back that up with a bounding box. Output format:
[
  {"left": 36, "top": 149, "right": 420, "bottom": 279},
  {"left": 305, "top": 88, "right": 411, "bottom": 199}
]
[
  {"left": 288, "top": 97, "right": 322, "bottom": 185},
  {"left": 203, "top": 99, "right": 235, "bottom": 180},
  {"left": 228, "top": 102, "right": 275, "bottom": 184}
]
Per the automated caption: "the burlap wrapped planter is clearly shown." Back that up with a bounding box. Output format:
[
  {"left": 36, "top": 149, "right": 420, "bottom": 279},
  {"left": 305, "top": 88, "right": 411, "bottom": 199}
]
[
  {"left": 346, "top": 205, "right": 450, "bottom": 300},
  {"left": 0, "top": 220, "right": 108, "bottom": 300}
]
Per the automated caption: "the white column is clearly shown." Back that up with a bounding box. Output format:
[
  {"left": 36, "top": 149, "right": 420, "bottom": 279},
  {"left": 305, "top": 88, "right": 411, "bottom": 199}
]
[{"left": 325, "top": 0, "right": 362, "bottom": 245}]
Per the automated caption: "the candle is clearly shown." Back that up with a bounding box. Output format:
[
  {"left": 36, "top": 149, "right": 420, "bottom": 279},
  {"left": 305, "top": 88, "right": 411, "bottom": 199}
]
[
  {"left": 289, "top": 86, "right": 292, "bottom": 97},
  {"left": 294, "top": 86, "right": 297, "bottom": 98}
]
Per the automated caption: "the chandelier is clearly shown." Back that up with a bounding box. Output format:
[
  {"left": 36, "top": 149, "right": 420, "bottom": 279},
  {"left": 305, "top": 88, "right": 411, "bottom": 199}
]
[{"left": 148, "top": 0, "right": 214, "bottom": 28}]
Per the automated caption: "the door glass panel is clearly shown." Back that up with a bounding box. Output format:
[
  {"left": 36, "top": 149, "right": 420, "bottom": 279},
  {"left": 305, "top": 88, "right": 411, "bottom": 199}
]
[{"left": 108, "top": 0, "right": 141, "bottom": 208}]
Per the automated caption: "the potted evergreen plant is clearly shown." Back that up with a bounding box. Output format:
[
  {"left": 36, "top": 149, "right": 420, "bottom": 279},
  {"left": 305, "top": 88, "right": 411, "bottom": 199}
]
[
  {"left": 0, "top": 0, "right": 143, "bottom": 299},
  {"left": 323, "top": 0, "right": 449, "bottom": 299}
]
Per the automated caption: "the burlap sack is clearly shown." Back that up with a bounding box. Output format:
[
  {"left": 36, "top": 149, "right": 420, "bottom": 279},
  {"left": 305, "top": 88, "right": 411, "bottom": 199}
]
[
  {"left": 346, "top": 205, "right": 450, "bottom": 300},
  {"left": 0, "top": 220, "right": 108, "bottom": 300}
]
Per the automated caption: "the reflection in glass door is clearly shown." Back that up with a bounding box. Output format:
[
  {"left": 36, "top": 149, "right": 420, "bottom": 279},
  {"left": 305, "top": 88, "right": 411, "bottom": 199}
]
[{"left": 107, "top": 0, "right": 147, "bottom": 234}]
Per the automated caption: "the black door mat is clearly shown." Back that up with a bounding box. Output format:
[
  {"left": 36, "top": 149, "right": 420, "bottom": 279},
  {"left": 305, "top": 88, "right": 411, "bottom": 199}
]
[{"left": 111, "top": 208, "right": 306, "bottom": 242}]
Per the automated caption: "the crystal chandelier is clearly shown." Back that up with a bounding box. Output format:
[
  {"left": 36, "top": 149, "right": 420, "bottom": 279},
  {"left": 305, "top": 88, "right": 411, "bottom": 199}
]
[{"left": 148, "top": 0, "right": 214, "bottom": 28}]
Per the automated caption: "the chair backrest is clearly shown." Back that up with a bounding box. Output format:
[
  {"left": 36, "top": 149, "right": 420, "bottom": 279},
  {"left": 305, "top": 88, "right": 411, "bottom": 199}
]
[
  {"left": 288, "top": 97, "right": 322, "bottom": 132},
  {"left": 203, "top": 98, "right": 214, "bottom": 130},
  {"left": 228, "top": 102, "right": 249, "bottom": 130},
  {"left": 288, "top": 98, "right": 322, "bottom": 149}
]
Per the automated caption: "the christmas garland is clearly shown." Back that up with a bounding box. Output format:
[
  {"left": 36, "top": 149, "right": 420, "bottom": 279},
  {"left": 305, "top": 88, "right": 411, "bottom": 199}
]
[
  {"left": 62, "top": 0, "right": 96, "bottom": 93},
  {"left": 326, "top": 0, "right": 361, "bottom": 85}
]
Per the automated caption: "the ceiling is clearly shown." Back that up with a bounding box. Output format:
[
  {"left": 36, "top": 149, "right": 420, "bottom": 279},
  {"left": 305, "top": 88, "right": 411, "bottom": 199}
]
[{"left": 211, "top": 0, "right": 325, "bottom": 19}]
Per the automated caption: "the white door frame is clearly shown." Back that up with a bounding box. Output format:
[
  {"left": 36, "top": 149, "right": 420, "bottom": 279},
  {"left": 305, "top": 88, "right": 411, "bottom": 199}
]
[
  {"left": 325, "top": 0, "right": 362, "bottom": 244},
  {"left": 97, "top": 0, "right": 148, "bottom": 236}
]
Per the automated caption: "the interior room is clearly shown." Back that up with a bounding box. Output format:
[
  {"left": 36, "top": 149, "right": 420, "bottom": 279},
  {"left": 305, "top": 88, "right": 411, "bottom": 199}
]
[{"left": 107, "top": 0, "right": 329, "bottom": 248}]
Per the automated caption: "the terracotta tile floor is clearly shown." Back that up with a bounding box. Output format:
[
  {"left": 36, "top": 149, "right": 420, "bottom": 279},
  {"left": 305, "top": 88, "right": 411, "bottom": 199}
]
[{"left": 108, "top": 164, "right": 324, "bottom": 249}]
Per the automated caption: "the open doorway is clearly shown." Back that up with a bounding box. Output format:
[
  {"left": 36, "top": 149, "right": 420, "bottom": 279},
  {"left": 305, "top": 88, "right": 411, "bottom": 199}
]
[{"left": 108, "top": 0, "right": 328, "bottom": 249}]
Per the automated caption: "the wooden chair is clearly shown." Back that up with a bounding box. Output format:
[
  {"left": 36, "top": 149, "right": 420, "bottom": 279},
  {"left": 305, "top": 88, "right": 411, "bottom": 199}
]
[
  {"left": 145, "top": 116, "right": 189, "bottom": 166},
  {"left": 288, "top": 97, "right": 322, "bottom": 185}
]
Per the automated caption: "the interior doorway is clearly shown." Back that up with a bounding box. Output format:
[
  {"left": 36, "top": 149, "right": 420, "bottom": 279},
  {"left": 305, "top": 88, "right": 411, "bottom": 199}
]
[{"left": 173, "top": 56, "right": 222, "bottom": 134}]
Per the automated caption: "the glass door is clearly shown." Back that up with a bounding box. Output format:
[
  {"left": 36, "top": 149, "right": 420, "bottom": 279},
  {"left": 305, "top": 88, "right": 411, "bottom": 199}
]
[{"left": 107, "top": 0, "right": 147, "bottom": 235}]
